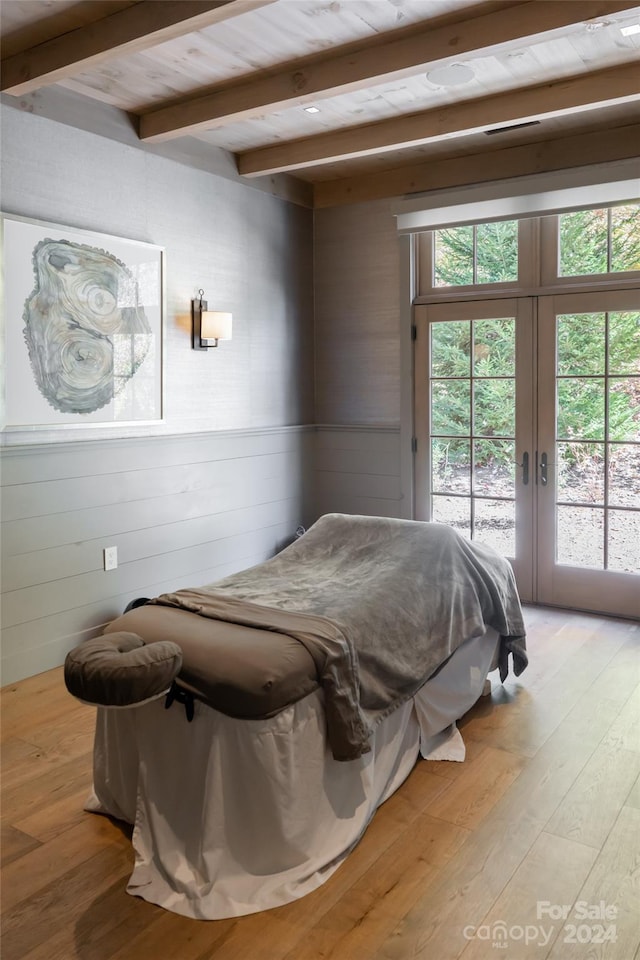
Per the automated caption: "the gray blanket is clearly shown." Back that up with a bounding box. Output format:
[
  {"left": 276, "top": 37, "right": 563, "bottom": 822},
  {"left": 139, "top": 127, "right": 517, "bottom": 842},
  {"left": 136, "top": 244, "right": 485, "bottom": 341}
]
[{"left": 153, "top": 514, "right": 527, "bottom": 760}]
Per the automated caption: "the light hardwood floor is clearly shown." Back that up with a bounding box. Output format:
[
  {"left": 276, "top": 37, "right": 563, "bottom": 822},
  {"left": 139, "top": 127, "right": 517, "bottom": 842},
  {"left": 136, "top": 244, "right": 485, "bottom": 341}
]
[{"left": 1, "top": 606, "right": 639, "bottom": 960}]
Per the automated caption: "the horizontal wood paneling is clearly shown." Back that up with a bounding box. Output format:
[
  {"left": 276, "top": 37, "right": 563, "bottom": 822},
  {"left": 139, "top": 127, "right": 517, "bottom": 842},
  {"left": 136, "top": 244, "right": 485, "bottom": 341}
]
[
  {"left": 316, "top": 469, "right": 400, "bottom": 502},
  {"left": 2, "top": 498, "right": 298, "bottom": 592},
  {"left": 1, "top": 545, "right": 271, "bottom": 676},
  {"left": 2, "top": 476, "right": 293, "bottom": 559},
  {"left": 1, "top": 549, "right": 276, "bottom": 684},
  {"left": 1, "top": 428, "right": 308, "bottom": 486},
  {"left": 2, "top": 448, "right": 303, "bottom": 523},
  {"left": 314, "top": 425, "right": 403, "bottom": 519},
  {"left": 1, "top": 427, "right": 313, "bottom": 684},
  {"left": 1, "top": 501, "right": 300, "bottom": 620}
]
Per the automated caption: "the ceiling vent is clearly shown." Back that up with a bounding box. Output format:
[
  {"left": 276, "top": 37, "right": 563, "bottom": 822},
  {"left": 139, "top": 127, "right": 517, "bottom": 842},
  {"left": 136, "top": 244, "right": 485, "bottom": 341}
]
[{"left": 485, "top": 120, "right": 542, "bottom": 136}]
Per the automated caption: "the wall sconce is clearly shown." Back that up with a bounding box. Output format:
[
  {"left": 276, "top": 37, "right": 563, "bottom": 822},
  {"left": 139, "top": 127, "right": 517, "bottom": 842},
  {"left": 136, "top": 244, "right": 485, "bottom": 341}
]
[{"left": 191, "top": 289, "right": 233, "bottom": 349}]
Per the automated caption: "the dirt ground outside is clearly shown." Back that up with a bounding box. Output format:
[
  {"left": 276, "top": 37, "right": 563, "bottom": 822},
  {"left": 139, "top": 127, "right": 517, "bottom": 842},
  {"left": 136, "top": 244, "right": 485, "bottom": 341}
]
[{"left": 430, "top": 452, "right": 639, "bottom": 574}]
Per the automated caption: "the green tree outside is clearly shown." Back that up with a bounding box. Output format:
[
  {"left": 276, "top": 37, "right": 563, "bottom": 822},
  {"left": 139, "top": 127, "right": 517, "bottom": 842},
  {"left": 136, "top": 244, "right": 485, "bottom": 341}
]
[{"left": 430, "top": 205, "right": 640, "bottom": 471}]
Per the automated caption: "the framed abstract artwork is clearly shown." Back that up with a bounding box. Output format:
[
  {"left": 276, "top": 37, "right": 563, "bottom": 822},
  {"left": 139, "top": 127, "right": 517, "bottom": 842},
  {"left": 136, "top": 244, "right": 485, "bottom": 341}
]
[{"left": 1, "top": 214, "right": 164, "bottom": 430}]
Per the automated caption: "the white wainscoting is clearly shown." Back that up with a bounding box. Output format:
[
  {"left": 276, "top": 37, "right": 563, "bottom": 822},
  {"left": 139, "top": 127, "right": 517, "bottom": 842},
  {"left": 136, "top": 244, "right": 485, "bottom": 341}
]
[
  {"left": 1, "top": 427, "right": 313, "bottom": 684},
  {"left": 314, "top": 425, "right": 405, "bottom": 520}
]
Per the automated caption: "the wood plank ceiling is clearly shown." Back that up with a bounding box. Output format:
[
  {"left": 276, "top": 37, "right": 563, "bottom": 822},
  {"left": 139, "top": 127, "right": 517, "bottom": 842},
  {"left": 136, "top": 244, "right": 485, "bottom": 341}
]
[{"left": 2, "top": 0, "right": 639, "bottom": 206}]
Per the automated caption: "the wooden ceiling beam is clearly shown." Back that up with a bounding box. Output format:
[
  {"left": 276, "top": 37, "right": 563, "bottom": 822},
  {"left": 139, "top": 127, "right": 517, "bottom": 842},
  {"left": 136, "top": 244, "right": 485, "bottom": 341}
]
[
  {"left": 139, "top": 0, "right": 638, "bottom": 143},
  {"left": 238, "top": 64, "right": 640, "bottom": 177},
  {"left": 312, "top": 122, "right": 640, "bottom": 208},
  {"left": 1, "top": 0, "right": 275, "bottom": 96}
]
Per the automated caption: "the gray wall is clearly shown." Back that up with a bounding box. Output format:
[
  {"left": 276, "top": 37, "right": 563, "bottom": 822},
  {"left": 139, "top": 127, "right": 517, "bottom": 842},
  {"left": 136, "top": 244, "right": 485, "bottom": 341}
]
[
  {"left": 3, "top": 107, "right": 314, "bottom": 437},
  {"left": 1, "top": 105, "right": 315, "bottom": 684},
  {"left": 315, "top": 425, "right": 403, "bottom": 520},
  {"left": 314, "top": 198, "right": 401, "bottom": 426},
  {"left": 314, "top": 200, "right": 405, "bottom": 524},
  {"left": 1, "top": 428, "right": 312, "bottom": 682}
]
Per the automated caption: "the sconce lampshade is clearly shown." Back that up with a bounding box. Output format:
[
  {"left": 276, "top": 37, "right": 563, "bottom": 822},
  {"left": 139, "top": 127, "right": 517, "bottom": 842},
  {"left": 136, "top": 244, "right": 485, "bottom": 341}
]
[
  {"left": 192, "top": 290, "right": 233, "bottom": 349},
  {"left": 201, "top": 311, "right": 232, "bottom": 342}
]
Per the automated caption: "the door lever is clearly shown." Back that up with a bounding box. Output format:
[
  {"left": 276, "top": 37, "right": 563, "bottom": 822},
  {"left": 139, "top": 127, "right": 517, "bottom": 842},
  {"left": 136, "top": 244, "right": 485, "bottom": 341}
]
[
  {"left": 515, "top": 451, "right": 529, "bottom": 485},
  {"left": 540, "top": 451, "right": 548, "bottom": 486}
]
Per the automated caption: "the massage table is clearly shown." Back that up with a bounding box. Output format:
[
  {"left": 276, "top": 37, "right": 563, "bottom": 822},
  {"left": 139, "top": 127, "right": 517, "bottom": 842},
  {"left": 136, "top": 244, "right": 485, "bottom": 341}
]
[{"left": 65, "top": 513, "right": 527, "bottom": 920}]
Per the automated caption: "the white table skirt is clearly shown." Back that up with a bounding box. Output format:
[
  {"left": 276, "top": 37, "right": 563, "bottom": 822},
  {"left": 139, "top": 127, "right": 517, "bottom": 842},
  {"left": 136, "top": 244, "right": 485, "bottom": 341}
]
[{"left": 87, "top": 627, "right": 499, "bottom": 919}]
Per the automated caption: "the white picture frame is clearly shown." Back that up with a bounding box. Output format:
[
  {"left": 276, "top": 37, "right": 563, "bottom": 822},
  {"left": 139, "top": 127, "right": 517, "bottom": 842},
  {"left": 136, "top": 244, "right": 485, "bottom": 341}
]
[{"left": 1, "top": 214, "right": 164, "bottom": 430}]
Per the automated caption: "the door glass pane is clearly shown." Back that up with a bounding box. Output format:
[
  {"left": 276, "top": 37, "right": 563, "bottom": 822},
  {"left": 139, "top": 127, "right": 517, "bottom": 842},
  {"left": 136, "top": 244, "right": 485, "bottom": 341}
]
[
  {"left": 431, "top": 321, "right": 470, "bottom": 377},
  {"left": 431, "top": 495, "right": 470, "bottom": 538},
  {"left": 474, "top": 439, "right": 516, "bottom": 497},
  {"left": 557, "top": 379, "right": 605, "bottom": 441},
  {"left": 557, "top": 443, "right": 604, "bottom": 504},
  {"left": 474, "top": 499, "right": 516, "bottom": 557},
  {"left": 432, "top": 438, "right": 470, "bottom": 494},
  {"left": 608, "top": 444, "right": 640, "bottom": 507},
  {"left": 474, "top": 379, "right": 515, "bottom": 437},
  {"left": 611, "top": 204, "right": 640, "bottom": 273},
  {"left": 557, "top": 506, "right": 604, "bottom": 567},
  {"left": 608, "top": 510, "right": 640, "bottom": 573},
  {"left": 476, "top": 222, "right": 518, "bottom": 283},
  {"left": 428, "top": 314, "right": 516, "bottom": 561},
  {"left": 473, "top": 318, "right": 515, "bottom": 375},
  {"left": 609, "top": 378, "right": 640, "bottom": 442},
  {"left": 554, "top": 305, "right": 640, "bottom": 578},
  {"left": 557, "top": 313, "right": 605, "bottom": 375},
  {"left": 609, "top": 312, "right": 640, "bottom": 374},
  {"left": 431, "top": 381, "right": 470, "bottom": 435}
]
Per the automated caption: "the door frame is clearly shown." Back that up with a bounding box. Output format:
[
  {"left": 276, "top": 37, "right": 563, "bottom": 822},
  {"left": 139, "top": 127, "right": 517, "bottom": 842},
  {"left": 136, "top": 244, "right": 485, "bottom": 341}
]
[
  {"left": 414, "top": 298, "right": 535, "bottom": 601},
  {"left": 414, "top": 290, "right": 640, "bottom": 618},
  {"left": 536, "top": 288, "right": 640, "bottom": 618}
]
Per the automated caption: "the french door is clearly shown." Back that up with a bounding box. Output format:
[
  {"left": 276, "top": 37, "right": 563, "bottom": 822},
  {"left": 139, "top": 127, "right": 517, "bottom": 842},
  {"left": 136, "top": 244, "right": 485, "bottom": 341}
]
[
  {"left": 414, "top": 290, "right": 640, "bottom": 618},
  {"left": 415, "top": 299, "right": 535, "bottom": 598},
  {"left": 537, "top": 289, "right": 639, "bottom": 616}
]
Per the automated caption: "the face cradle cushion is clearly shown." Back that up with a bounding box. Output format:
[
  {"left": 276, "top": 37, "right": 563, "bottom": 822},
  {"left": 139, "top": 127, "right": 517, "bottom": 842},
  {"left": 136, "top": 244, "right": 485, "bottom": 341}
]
[
  {"left": 64, "top": 632, "right": 183, "bottom": 707},
  {"left": 104, "top": 606, "right": 320, "bottom": 719}
]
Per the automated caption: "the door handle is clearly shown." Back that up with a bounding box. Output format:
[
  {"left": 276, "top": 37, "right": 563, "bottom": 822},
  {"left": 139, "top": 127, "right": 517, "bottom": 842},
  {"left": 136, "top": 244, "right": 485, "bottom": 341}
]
[
  {"left": 540, "top": 451, "right": 548, "bottom": 486},
  {"left": 515, "top": 451, "right": 529, "bottom": 485}
]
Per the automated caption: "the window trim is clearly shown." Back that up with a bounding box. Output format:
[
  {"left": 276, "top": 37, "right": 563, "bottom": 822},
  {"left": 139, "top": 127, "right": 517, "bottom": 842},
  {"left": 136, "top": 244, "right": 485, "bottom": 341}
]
[
  {"left": 395, "top": 159, "right": 639, "bottom": 234},
  {"left": 415, "top": 205, "right": 639, "bottom": 302},
  {"left": 417, "top": 219, "right": 537, "bottom": 297}
]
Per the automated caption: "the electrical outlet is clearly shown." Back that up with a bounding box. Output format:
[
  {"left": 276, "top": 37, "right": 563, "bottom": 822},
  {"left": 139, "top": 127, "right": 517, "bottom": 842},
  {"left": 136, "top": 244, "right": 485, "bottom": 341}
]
[{"left": 103, "top": 546, "right": 118, "bottom": 571}]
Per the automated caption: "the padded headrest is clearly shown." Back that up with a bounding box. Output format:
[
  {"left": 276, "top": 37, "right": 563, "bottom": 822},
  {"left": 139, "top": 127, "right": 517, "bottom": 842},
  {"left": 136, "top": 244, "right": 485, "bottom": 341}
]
[{"left": 64, "top": 632, "right": 182, "bottom": 707}]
